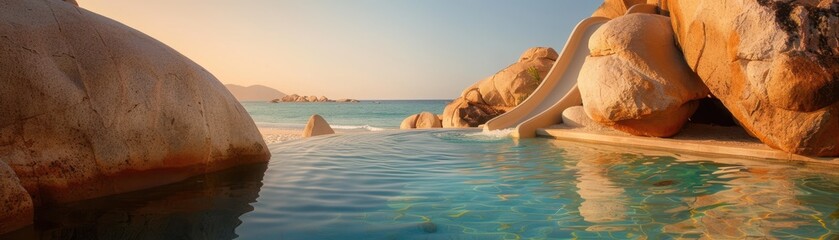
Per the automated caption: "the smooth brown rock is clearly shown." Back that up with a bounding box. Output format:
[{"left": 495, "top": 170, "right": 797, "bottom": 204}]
[
  {"left": 0, "top": 0, "right": 270, "bottom": 226},
  {"left": 303, "top": 114, "right": 335, "bottom": 137},
  {"left": 0, "top": 162, "right": 32, "bottom": 234},
  {"left": 592, "top": 0, "right": 649, "bottom": 18},
  {"left": 579, "top": 14, "right": 709, "bottom": 137},
  {"left": 475, "top": 47, "right": 557, "bottom": 108},
  {"left": 63, "top": 0, "right": 77, "bottom": 6},
  {"left": 400, "top": 114, "right": 419, "bottom": 130},
  {"left": 416, "top": 112, "right": 442, "bottom": 129},
  {"left": 401, "top": 112, "right": 442, "bottom": 129},
  {"left": 442, "top": 47, "right": 556, "bottom": 128},
  {"left": 665, "top": 0, "right": 839, "bottom": 156}
]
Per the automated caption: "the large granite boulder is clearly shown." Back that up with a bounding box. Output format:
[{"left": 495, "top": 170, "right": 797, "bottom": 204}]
[
  {"left": 665, "top": 0, "right": 839, "bottom": 156},
  {"left": 442, "top": 47, "right": 557, "bottom": 128},
  {"left": 0, "top": 0, "right": 270, "bottom": 233},
  {"left": 579, "top": 14, "right": 710, "bottom": 137},
  {"left": 400, "top": 112, "right": 442, "bottom": 129}
]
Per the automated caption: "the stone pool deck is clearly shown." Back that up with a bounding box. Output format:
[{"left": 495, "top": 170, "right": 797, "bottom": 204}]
[{"left": 537, "top": 124, "right": 839, "bottom": 167}]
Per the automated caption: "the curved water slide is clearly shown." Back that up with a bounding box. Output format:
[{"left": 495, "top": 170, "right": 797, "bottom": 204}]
[
  {"left": 481, "top": 17, "right": 608, "bottom": 137},
  {"left": 482, "top": 4, "right": 658, "bottom": 138}
]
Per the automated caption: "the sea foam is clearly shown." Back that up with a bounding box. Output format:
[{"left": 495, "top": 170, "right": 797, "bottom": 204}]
[
  {"left": 331, "top": 125, "right": 387, "bottom": 131},
  {"left": 467, "top": 128, "right": 514, "bottom": 139}
]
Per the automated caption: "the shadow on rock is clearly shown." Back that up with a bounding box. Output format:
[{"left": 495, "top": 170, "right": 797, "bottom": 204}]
[{"left": 1, "top": 163, "right": 268, "bottom": 240}]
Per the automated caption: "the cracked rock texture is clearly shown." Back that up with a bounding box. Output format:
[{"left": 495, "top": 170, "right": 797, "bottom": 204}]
[
  {"left": 442, "top": 47, "right": 557, "bottom": 128},
  {"left": 579, "top": 14, "right": 709, "bottom": 137},
  {"left": 0, "top": 161, "right": 32, "bottom": 234},
  {"left": 0, "top": 0, "right": 270, "bottom": 233},
  {"left": 666, "top": 0, "right": 838, "bottom": 156}
]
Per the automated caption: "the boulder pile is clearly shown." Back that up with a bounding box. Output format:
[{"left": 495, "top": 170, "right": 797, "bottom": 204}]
[{"left": 272, "top": 94, "right": 359, "bottom": 103}]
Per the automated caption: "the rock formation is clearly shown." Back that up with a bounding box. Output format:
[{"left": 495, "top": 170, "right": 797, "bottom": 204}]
[
  {"left": 578, "top": 14, "right": 709, "bottom": 137},
  {"left": 0, "top": 0, "right": 270, "bottom": 233},
  {"left": 592, "top": 0, "right": 652, "bottom": 18},
  {"left": 303, "top": 115, "right": 336, "bottom": 137},
  {"left": 0, "top": 162, "right": 32, "bottom": 234},
  {"left": 400, "top": 112, "right": 443, "bottom": 129},
  {"left": 664, "top": 0, "right": 838, "bottom": 156},
  {"left": 274, "top": 94, "right": 356, "bottom": 103},
  {"left": 442, "top": 47, "right": 558, "bottom": 127}
]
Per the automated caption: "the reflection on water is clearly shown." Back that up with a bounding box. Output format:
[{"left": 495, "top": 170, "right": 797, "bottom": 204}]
[
  {"left": 1, "top": 164, "right": 267, "bottom": 240},
  {"left": 571, "top": 150, "right": 627, "bottom": 223},
  {"left": 2, "top": 130, "right": 838, "bottom": 239}
]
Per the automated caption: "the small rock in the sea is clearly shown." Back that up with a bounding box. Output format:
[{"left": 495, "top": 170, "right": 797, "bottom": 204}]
[
  {"left": 653, "top": 180, "right": 677, "bottom": 187},
  {"left": 419, "top": 221, "right": 437, "bottom": 233},
  {"left": 303, "top": 114, "right": 335, "bottom": 137}
]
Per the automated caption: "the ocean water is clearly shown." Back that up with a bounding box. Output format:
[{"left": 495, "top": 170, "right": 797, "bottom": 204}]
[
  {"left": 5, "top": 130, "right": 838, "bottom": 239},
  {"left": 242, "top": 100, "right": 450, "bottom": 131}
]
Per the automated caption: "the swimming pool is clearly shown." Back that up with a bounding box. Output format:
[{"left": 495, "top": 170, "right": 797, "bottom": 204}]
[{"left": 5, "top": 130, "right": 838, "bottom": 239}]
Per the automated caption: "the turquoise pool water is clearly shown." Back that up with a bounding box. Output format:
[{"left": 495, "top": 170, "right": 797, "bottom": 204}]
[{"left": 4, "top": 130, "right": 838, "bottom": 239}]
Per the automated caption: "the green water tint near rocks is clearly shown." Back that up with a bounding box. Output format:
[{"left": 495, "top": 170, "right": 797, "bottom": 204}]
[
  {"left": 3, "top": 130, "right": 838, "bottom": 239},
  {"left": 370, "top": 145, "right": 734, "bottom": 239}
]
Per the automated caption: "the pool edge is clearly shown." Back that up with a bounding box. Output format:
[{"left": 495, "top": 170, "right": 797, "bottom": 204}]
[{"left": 537, "top": 125, "right": 839, "bottom": 168}]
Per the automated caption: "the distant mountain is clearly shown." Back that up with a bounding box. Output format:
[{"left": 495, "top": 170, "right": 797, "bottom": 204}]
[{"left": 224, "top": 84, "right": 285, "bottom": 102}]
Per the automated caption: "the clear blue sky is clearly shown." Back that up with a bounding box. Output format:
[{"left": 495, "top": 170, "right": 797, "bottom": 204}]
[{"left": 81, "top": 0, "right": 601, "bottom": 100}]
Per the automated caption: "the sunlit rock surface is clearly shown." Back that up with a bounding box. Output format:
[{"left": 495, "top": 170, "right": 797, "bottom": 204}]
[
  {"left": 400, "top": 112, "right": 443, "bottom": 129},
  {"left": 579, "top": 14, "right": 709, "bottom": 137},
  {"left": 666, "top": 0, "right": 839, "bottom": 156},
  {"left": 443, "top": 47, "right": 557, "bottom": 128},
  {"left": 303, "top": 114, "right": 335, "bottom": 137},
  {"left": 592, "top": 0, "right": 651, "bottom": 18},
  {"left": 0, "top": 0, "right": 270, "bottom": 233}
]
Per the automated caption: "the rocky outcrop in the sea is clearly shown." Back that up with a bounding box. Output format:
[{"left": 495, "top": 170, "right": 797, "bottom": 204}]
[
  {"left": 578, "top": 14, "right": 709, "bottom": 137},
  {"left": 400, "top": 112, "right": 443, "bottom": 129},
  {"left": 303, "top": 115, "right": 335, "bottom": 137},
  {"left": 664, "top": 0, "right": 839, "bottom": 156},
  {"left": 442, "top": 47, "right": 558, "bottom": 127},
  {"left": 274, "top": 94, "right": 359, "bottom": 103},
  {"left": 0, "top": 0, "right": 270, "bottom": 233}
]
